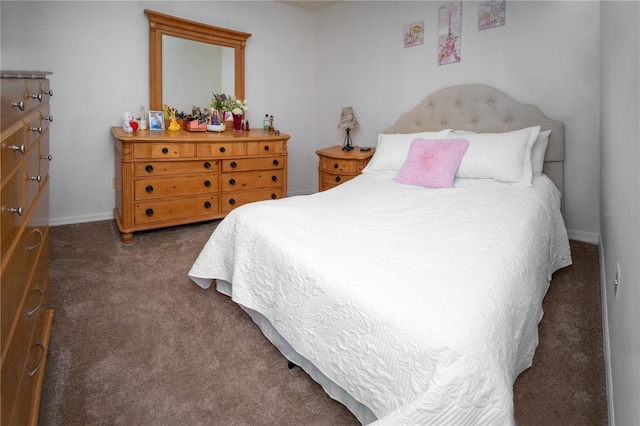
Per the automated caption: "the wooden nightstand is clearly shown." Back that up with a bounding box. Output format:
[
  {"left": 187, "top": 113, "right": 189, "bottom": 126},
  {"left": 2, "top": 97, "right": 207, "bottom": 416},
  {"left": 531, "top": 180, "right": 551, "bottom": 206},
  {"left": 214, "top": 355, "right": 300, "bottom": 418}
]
[{"left": 316, "top": 146, "right": 375, "bottom": 191}]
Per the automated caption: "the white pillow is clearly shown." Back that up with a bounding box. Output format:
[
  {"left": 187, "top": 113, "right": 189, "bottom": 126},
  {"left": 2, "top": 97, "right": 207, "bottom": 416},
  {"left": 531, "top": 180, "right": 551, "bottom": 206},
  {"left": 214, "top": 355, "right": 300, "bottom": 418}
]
[
  {"left": 531, "top": 130, "right": 551, "bottom": 176},
  {"left": 362, "top": 130, "right": 452, "bottom": 173},
  {"left": 454, "top": 126, "right": 540, "bottom": 186}
]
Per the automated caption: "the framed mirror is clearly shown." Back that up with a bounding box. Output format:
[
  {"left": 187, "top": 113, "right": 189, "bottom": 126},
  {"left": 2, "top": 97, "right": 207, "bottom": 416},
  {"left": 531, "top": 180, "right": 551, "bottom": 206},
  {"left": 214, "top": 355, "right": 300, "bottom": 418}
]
[{"left": 145, "top": 9, "right": 251, "bottom": 112}]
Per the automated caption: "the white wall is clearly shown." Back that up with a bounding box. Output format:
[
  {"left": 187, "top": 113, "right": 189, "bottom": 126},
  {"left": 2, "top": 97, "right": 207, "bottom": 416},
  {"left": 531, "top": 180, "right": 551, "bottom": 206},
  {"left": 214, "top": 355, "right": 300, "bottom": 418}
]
[
  {"left": 0, "top": 1, "right": 316, "bottom": 224},
  {"left": 600, "top": 2, "right": 640, "bottom": 425},
  {"left": 313, "top": 1, "right": 600, "bottom": 237}
]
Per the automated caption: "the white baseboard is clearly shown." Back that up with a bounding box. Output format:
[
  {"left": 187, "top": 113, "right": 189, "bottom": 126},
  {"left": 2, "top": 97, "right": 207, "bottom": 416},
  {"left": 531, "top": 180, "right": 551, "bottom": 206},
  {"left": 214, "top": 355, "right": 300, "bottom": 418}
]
[
  {"left": 567, "top": 228, "right": 600, "bottom": 244},
  {"left": 598, "top": 239, "right": 615, "bottom": 426},
  {"left": 50, "top": 211, "right": 115, "bottom": 227}
]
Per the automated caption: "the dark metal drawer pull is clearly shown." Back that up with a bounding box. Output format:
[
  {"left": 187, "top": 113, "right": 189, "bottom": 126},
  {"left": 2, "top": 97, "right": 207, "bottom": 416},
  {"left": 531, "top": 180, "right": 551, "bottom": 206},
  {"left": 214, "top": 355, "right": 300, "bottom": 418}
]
[
  {"left": 145, "top": 185, "right": 154, "bottom": 193},
  {"left": 271, "top": 193, "right": 277, "bottom": 199},
  {"left": 229, "top": 178, "right": 236, "bottom": 185},
  {"left": 203, "top": 161, "right": 211, "bottom": 169},
  {"left": 333, "top": 163, "right": 339, "bottom": 169},
  {"left": 162, "top": 147, "right": 169, "bottom": 154},
  {"left": 263, "top": 145, "right": 270, "bottom": 151},
  {"left": 204, "top": 180, "right": 211, "bottom": 187},
  {"left": 229, "top": 198, "right": 236, "bottom": 205},
  {"left": 145, "top": 208, "right": 154, "bottom": 216},
  {"left": 204, "top": 201, "right": 211, "bottom": 209},
  {"left": 230, "top": 161, "right": 237, "bottom": 168},
  {"left": 271, "top": 175, "right": 278, "bottom": 182},
  {"left": 145, "top": 164, "right": 154, "bottom": 173},
  {"left": 219, "top": 147, "right": 226, "bottom": 153},
  {"left": 272, "top": 159, "right": 279, "bottom": 166},
  {"left": 335, "top": 176, "right": 341, "bottom": 183}
]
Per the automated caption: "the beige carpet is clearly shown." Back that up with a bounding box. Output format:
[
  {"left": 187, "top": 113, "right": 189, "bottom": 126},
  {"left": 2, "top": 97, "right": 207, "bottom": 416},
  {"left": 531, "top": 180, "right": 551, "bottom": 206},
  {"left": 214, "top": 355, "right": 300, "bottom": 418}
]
[{"left": 38, "top": 219, "right": 607, "bottom": 425}]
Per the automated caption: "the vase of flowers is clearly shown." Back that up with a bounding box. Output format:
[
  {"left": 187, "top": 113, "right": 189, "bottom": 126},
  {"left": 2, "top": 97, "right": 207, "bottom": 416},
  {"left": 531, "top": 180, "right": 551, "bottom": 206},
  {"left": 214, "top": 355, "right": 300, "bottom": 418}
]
[{"left": 210, "top": 93, "right": 248, "bottom": 131}]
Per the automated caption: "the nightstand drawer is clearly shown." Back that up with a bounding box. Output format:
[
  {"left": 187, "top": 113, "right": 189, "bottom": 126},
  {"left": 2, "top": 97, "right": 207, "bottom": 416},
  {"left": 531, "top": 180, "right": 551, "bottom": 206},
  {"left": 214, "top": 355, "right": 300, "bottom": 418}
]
[
  {"left": 320, "top": 172, "right": 357, "bottom": 188},
  {"left": 319, "top": 157, "right": 357, "bottom": 173}
]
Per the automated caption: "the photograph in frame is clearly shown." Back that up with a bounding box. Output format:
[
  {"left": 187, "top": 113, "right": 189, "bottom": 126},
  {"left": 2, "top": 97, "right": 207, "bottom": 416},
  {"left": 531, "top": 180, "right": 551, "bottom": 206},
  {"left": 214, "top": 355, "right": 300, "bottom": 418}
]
[{"left": 149, "top": 110, "right": 165, "bottom": 130}]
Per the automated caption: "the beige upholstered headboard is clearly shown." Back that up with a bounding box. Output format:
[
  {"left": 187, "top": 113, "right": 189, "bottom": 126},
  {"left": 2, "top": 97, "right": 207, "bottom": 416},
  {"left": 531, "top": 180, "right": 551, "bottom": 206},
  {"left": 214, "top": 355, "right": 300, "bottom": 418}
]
[{"left": 384, "top": 84, "right": 564, "bottom": 196}]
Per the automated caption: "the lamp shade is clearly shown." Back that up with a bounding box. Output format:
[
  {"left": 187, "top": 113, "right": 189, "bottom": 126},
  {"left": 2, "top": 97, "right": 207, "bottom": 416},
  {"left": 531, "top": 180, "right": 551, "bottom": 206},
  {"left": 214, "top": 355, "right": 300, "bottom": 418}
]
[{"left": 337, "top": 106, "right": 359, "bottom": 130}]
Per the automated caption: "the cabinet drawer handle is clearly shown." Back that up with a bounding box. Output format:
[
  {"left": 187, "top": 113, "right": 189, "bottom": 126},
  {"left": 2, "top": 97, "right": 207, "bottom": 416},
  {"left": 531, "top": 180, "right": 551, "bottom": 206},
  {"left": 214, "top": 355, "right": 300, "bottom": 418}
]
[
  {"left": 41, "top": 89, "right": 53, "bottom": 97},
  {"left": 229, "top": 178, "right": 236, "bottom": 185},
  {"left": 27, "top": 228, "right": 44, "bottom": 251},
  {"left": 272, "top": 159, "right": 279, "bottom": 166},
  {"left": 25, "top": 286, "right": 44, "bottom": 316},
  {"left": 335, "top": 176, "right": 341, "bottom": 183},
  {"left": 228, "top": 198, "right": 236, "bottom": 205},
  {"left": 204, "top": 180, "right": 211, "bottom": 187},
  {"left": 333, "top": 163, "right": 339, "bottom": 169},
  {"left": 145, "top": 208, "right": 154, "bottom": 216},
  {"left": 219, "top": 147, "right": 226, "bottom": 153},
  {"left": 162, "top": 147, "right": 169, "bottom": 154},
  {"left": 41, "top": 154, "right": 52, "bottom": 161},
  {"left": 30, "top": 126, "right": 43, "bottom": 134},
  {"left": 204, "top": 201, "right": 211, "bottom": 209},
  {"left": 29, "top": 93, "right": 43, "bottom": 102},
  {"left": 10, "top": 206, "right": 23, "bottom": 216},
  {"left": 230, "top": 161, "right": 237, "bottom": 168},
  {"left": 43, "top": 115, "right": 54, "bottom": 122},
  {"left": 11, "top": 144, "right": 26, "bottom": 154},
  {"left": 203, "top": 161, "right": 211, "bottom": 169},
  {"left": 145, "top": 164, "right": 154, "bottom": 173},
  {"left": 263, "top": 145, "right": 270, "bottom": 151},
  {"left": 28, "top": 175, "right": 42, "bottom": 182},
  {"left": 271, "top": 193, "right": 277, "bottom": 199},
  {"left": 27, "top": 343, "right": 45, "bottom": 377},
  {"left": 271, "top": 175, "right": 278, "bottom": 182},
  {"left": 12, "top": 100, "right": 25, "bottom": 111},
  {"left": 145, "top": 185, "right": 154, "bottom": 193}
]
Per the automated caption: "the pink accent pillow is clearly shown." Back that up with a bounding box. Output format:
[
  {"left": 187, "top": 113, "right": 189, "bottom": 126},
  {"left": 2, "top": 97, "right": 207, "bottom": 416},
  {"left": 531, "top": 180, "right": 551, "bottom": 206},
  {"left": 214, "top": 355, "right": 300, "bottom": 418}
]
[{"left": 396, "top": 138, "right": 470, "bottom": 188}]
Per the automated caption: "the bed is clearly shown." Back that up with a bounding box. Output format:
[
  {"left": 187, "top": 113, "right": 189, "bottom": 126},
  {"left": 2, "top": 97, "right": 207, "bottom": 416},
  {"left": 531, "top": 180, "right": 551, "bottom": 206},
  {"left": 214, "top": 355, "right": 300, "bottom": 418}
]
[{"left": 188, "top": 84, "right": 572, "bottom": 425}]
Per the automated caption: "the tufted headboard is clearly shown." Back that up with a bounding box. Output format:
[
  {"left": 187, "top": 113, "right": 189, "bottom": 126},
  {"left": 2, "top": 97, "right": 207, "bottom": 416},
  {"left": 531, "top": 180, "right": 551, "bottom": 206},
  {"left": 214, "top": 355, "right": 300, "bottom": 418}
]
[{"left": 384, "top": 84, "right": 564, "bottom": 196}]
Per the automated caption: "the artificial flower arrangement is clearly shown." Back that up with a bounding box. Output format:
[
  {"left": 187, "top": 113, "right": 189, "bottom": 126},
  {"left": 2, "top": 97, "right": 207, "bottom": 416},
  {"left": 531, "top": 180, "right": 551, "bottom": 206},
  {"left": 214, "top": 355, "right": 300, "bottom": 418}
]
[{"left": 210, "top": 93, "right": 248, "bottom": 118}]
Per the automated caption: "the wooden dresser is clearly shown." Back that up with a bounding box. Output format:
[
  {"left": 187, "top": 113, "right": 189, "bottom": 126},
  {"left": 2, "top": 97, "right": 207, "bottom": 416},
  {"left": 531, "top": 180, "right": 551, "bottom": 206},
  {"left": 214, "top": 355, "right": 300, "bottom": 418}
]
[
  {"left": 316, "top": 145, "right": 374, "bottom": 191},
  {"left": 112, "top": 128, "right": 289, "bottom": 243},
  {"left": 1, "top": 70, "right": 53, "bottom": 426}
]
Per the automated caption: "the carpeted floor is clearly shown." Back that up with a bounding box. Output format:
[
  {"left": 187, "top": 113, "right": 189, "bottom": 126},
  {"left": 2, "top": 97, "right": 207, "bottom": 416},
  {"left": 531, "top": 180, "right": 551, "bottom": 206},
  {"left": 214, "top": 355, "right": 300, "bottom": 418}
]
[{"left": 38, "top": 219, "right": 607, "bottom": 425}]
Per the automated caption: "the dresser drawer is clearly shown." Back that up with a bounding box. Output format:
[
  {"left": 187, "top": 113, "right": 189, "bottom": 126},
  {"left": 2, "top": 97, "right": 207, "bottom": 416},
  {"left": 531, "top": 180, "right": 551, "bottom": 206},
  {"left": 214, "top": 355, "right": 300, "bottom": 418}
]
[
  {"left": 247, "top": 140, "right": 285, "bottom": 155},
  {"left": 221, "top": 156, "right": 284, "bottom": 172},
  {"left": 197, "top": 142, "right": 245, "bottom": 157},
  {"left": 1, "top": 78, "right": 28, "bottom": 128},
  {"left": 320, "top": 172, "right": 357, "bottom": 189},
  {"left": 1, "top": 191, "right": 49, "bottom": 349},
  {"left": 134, "top": 159, "right": 220, "bottom": 177},
  {"left": 221, "top": 169, "right": 284, "bottom": 191},
  {"left": 319, "top": 156, "right": 358, "bottom": 173},
  {"left": 134, "top": 143, "right": 195, "bottom": 159},
  {"left": 24, "top": 110, "right": 44, "bottom": 148},
  {"left": 135, "top": 174, "right": 219, "bottom": 200},
  {"left": 1, "top": 164, "right": 25, "bottom": 258},
  {"left": 24, "top": 143, "right": 41, "bottom": 212},
  {"left": 1, "top": 125, "right": 27, "bottom": 179},
  {"left": 134, "top": 195, "right": 219, "bottom": 225},
  {"left": 40, "top": 130, "right": 51, "bottom": 179},
  {"left": 220, "top": 188, "right": 283, "bottom": 212}
]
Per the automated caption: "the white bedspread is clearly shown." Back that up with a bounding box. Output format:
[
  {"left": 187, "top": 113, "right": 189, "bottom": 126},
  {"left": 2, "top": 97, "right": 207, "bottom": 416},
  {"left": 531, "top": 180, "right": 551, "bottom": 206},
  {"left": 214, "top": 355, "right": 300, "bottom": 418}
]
[{"left": 189, "top": 173, "right": 572, "bottom": 425}]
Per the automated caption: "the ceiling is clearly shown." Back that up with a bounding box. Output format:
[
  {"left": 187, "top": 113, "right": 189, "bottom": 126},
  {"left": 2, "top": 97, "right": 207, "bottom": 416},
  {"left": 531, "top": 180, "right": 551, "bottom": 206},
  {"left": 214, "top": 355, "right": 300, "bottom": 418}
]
[{"left": 278, "top": 1, "right": 341, "bottom": 11}]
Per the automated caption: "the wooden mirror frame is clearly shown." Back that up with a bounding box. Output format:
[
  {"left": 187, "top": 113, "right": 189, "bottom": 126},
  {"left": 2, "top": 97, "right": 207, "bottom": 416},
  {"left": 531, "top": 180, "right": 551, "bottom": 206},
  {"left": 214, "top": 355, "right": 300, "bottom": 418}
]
[{"left": 145, "top": 9, "right": 252, "bottom": 111}]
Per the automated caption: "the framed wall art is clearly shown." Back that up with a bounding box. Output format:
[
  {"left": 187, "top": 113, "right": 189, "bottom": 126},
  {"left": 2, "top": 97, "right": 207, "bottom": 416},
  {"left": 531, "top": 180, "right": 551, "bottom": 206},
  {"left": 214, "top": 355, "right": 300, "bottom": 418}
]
[
  {"left": 479, "top": 1, "right": 506, "bottom": 30},
  {"left": 438, "top": 2, "right": 462, "bottom": 65},
  {"left": 404, "top": 21, "right": 424, "bottom": 48}
]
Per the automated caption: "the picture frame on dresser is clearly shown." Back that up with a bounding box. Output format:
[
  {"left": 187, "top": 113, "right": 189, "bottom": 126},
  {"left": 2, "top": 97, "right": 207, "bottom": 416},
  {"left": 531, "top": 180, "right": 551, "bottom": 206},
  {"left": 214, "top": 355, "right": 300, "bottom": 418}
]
[{"left": 149, "top": 111, "right": 164, "bottom": 130}]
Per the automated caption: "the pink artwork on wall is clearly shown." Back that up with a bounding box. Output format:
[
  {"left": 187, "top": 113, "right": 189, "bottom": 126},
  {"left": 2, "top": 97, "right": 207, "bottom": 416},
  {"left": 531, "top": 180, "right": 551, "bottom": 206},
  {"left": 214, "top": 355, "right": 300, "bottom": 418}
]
[
  {"left": 404, "top": 21, "right": 425, "bottom": 48},
  {"left": 438, "top": 2, "right": 462, "bottom": 65},
  {"left": 478, "top": 1, "right": 506, "bottom": 30}
]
